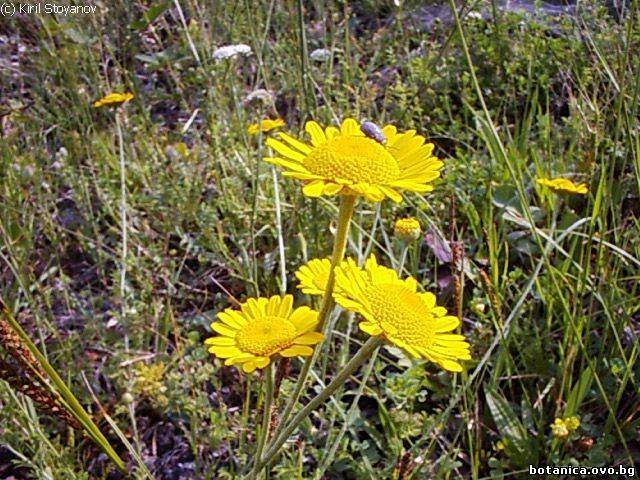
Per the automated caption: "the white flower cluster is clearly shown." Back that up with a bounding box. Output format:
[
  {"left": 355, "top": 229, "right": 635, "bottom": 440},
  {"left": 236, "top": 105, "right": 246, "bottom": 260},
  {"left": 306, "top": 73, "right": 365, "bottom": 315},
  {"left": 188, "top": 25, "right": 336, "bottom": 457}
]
[
  {"left": 245, "top": 89, "right": 275, "bottom": 105},
  {"left": 212, "top": 44, "right": 252, "bottom": 61},
  {"left": 309, "top": 48, "right": 331, "bottom": 62}
]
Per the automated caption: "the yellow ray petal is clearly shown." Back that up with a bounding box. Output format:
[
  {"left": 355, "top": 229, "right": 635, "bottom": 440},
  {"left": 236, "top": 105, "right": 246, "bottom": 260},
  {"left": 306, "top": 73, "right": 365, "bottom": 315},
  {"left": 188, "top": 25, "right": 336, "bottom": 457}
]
[
  {"left": 266, "top": 138, "right": 306, "bottom": 161},
  {"left": 432, "top": 315, "right": 459, "bottom": 332},
  {"left": 302, "top": 180, "right": 327, "bottom": 197},
  {"left": 305, "top": 121, "right": 327, "bottom": 146},
  {"left": 211, "top": 322, "right": 237, "bottom": 337},
  {"left": 294, "top": 332, "right": 324, "bottom": 345},
  {"left": 208, "top": 346, "right": 243, "bottom": 358},
  {"left": 204, "top": 337, "right": 235, "bottom": 346},
  {"left": 217, "top": 311, "right": 247, "bottom": 329},
  {"left": 280, "top": 345, "right": 314, "bottom": 357},
  {"left": 340, "top": 118, "right": 361, "bottom": 136},
  {"left": 276, "top": 132, "right": 313, "bottom": 154}
]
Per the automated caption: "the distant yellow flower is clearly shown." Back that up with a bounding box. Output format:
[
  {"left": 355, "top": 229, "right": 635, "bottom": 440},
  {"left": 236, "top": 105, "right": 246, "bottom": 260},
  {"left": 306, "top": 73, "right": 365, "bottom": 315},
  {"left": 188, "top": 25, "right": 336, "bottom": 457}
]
[
  {"left": 394, "top": 217, "right": 422, "bottom": 242},
  {"left": 265, "top": 118, "right": 443, "bottom": 203},
  {"left": 205, "top": 295, "right": 323, "bottom": 373},
  {"left": 537, "top": 177, "right": 588, "bottom": 195},
  {"left": 247, "top": 118, "right": 285, "bottom": 135},
  {"left": 565, "top": 416, "right": 580, "bottom": 431},
  {"left": 551, "top": 416, "right": 580, "bottom": 438},
  {"left": 551, "top": 418, "right": 570, "bottom": 438},
  {"left": 333, "top": 255, "right": 471, "bottom": 372},
  {"left": 295, "top": 258, "right": 356, "bottom": 296},
  {"left": 92, "top": 92, "right": 134, "bottom": 108}
]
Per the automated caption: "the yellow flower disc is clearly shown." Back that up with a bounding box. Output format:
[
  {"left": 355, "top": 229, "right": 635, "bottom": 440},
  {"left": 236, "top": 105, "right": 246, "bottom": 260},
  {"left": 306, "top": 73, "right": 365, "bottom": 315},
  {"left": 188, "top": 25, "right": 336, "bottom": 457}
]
[
  {"left": 235, "top": 317, "right": 297, "bottom": 356},
  {"left": 564, "top": 416, "right": 580, "bottom": 431},
  {"left": 362, "top": 284, "right": 434, "bottom": 340},
  {"left": 551, "top": 418, "right": 570, "bottom": 438},
  {"left": 305, "top": 136, "right": 400, "bottom": 184}
]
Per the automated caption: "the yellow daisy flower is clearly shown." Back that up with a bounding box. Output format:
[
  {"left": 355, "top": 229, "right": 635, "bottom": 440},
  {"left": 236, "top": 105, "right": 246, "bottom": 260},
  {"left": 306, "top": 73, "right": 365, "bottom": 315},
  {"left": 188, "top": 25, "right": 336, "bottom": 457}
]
[
  {"left": 247, "top": 118, "right": 286, "bottom": 135},
  {"left": 537, "top": 177, "right": 588, "bottom": 195},
  {"left": 295, "top": 258, "right": 333, "bottom": 296},
  {"left": 265, "top": 118, "right": 443, "bottom": 203},
  {"left": 92, "top": 92, "right": 134, "bottom": 108},
  {"left": 294, "top": 258, "right": 357, "bottom": 296},
  {"left": 333, "top": 255, "right": 471, "bottom": 372},
  {"left": 394, "top": 217, "right": 422, "bottom": 242},
  {"left": 205, "top": 295, "right": 323, "bottom": 373}
]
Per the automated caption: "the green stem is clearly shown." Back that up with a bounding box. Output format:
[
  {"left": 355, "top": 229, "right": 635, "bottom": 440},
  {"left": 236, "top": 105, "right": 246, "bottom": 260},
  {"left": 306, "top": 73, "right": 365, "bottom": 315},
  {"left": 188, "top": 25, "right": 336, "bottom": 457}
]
[
  {"left": 249, "top": 363, "right": 274, "bottom": 479},
  {"left": 397, "top": 244, "right": 409, "bottom": 275},
  {"left": 251, "top": 337, "right": 382, "bottom": 476},
  {"left": 297, "top": 0, "right": 311, "bottom": 112},
  {"left": 272, "top": 195, "right": 356, "bottom": 438},
  {"left": 316, "top": 195, "right": 357, "bottom": 331}
]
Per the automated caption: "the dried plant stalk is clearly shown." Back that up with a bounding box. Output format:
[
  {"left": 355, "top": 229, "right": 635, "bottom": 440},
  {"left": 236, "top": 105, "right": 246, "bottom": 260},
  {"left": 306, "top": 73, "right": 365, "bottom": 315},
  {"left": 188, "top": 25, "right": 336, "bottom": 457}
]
[
  {"left": 0, "top": 302, "right": 45, "bottom": 377},
  {"left": 479, "top": 269, "right": 504, "bottom": 324},
  {"left": 0, "top": 356, "right": 80, "bottom": 429}
]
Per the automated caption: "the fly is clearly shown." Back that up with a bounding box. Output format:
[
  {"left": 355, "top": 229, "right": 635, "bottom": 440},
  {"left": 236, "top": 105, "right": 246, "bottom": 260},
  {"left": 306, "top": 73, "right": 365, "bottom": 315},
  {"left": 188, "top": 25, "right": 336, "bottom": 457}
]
[{"left": 360, "top": 121, "right": 387, "bottom": 145}]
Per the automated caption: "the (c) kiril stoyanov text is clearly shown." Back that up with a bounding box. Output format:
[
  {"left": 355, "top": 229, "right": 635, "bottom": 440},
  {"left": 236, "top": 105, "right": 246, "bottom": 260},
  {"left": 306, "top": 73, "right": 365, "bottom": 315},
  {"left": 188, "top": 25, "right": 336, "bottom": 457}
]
[{"left": 14, "top": 2, "right": 97, "bottom": 15}]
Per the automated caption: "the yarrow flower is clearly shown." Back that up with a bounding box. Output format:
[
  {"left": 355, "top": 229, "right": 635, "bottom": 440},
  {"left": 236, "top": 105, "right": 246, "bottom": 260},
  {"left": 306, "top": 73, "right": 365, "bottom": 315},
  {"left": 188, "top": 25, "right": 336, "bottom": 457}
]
[
  {"left": 205, "top": 295, "right": 323, "bottom": 373},
  {"left": 309, "top": 48, "right": 331, "bottom": 62},
  {"left": 212, "top": 43, "right": 252, "bottom": 60},
  {"left": 537, "top": 177, "right": 588, "bottom": 195},
  {"left": 551, "top": 416, "right": 580, "bottom": 439},
  {"left": 92, "top": 92, "right": 134, "bottom": 108},
  {"left": 265, "top": 118, "right": 443, "bottom": 203},
  {"left": 394, "top": 217, "right": 422, "bottom": 242},
  {"left": 247, "top": 118, "right": 286, "bottom": 135},
  {"left": 245, "top": 89, "right": 275, "bottom": 105}
]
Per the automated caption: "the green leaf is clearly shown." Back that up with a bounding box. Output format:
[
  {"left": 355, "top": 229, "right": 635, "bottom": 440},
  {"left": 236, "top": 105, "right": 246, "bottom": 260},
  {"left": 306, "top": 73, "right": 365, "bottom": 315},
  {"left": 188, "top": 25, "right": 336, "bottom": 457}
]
[
  {"left": 129, "top": 2, "right": 170, "bottom": 31},
  {"left": 64, "top": 28, "right": 93, "bottom": 45},
  {"left": 564, "top": 368, "right": 593, "bottom": 417},
  {"left": 485, "top": 387, "right": 536, "bottom": 467}
]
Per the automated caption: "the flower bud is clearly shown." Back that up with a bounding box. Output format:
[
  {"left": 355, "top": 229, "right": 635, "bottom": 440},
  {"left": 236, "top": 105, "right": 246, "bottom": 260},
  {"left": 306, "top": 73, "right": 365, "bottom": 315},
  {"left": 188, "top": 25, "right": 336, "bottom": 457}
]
[{"left": 394, "top": 217, "right": 421, "bottom": 243}]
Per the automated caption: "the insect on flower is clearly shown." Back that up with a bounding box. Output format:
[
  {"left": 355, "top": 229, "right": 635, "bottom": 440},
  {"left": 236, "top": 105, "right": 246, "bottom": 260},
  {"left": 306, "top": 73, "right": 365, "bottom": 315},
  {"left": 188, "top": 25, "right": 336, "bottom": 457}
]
[{"left": 360, "top": 120, "right": 387, "bottom": 145}]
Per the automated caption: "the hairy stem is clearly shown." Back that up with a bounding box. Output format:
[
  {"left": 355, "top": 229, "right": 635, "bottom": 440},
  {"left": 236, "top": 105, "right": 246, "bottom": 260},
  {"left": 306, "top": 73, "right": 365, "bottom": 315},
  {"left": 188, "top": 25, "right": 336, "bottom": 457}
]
[
  {"left": 248, "top": 363, "right": 274, "bottom": 479},
  {"left": 273, "top": 195, "right": 356, "bottom": 437}
]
